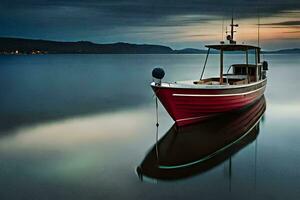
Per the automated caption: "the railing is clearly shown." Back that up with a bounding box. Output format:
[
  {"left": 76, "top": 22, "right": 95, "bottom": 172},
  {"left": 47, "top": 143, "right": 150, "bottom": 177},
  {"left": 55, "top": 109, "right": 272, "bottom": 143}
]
[{"left": 223, "top": 74, "right": 248, "bottom": 85}]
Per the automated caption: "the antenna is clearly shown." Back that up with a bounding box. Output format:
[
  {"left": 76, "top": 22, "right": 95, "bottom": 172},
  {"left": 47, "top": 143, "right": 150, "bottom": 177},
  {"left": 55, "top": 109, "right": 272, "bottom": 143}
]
[
  {"left": 226, "top": 16, "right": 238, "bottom": 44},
  {"left": 220, "top": 16, "right": 225, "bottom": 44},
  {"left": 257, "top": 5, "right": 260, "bottom": 47}
]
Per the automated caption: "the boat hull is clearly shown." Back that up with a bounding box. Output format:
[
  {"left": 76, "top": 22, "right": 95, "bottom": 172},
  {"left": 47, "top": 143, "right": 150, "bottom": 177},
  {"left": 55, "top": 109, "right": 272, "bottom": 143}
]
[{"left": 152, "top": 79, "right": 266, "bottom": 126}]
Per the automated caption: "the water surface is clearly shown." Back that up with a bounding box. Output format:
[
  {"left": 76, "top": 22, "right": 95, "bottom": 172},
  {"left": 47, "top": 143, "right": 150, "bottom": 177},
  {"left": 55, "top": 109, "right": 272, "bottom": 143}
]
[{"left": 0, "top": 54, "right": 300, "bottom": 199}]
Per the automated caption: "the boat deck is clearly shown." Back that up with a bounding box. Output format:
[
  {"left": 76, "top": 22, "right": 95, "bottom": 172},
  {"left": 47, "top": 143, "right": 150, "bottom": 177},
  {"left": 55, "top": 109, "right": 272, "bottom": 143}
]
[
  {"left": 153, "top": 78, "right": 266, "bottom": 89},
  {"left": 193, "top": 75, "right": 252, "bottom": 85}
]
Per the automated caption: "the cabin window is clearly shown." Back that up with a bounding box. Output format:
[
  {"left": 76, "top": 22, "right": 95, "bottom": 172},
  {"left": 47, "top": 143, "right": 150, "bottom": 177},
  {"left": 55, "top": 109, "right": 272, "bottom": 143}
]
[
  {"left": 248, "top": 68, "right": 256, "bottom": 76},
  {"left": 234, "top": 67, "right": 247, "bottom": 75},
  {"left": 247, "top": 49, "right": 256, "bottom": 65}
]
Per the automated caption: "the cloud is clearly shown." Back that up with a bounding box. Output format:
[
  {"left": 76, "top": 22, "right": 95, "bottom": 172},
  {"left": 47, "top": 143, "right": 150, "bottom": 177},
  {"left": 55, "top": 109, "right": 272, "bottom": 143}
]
[
  {"left": 0, "top": 0, "right": 299, "bottom": 49},
  {"left": 189, "top": 34, "right": 215, "bottom": 37},
  {"left": 261, "top": 21, "right": 300, "bottom": 26},
  {"left": 2, "top": 1, "right": 300, "bottom": 27},
  {"left": 283, "top": 30, "right": 300, "bottom": 33}
]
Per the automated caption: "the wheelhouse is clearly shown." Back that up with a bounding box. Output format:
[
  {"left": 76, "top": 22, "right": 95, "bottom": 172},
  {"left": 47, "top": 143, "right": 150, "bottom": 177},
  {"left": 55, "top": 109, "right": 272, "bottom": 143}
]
[{"left": 196, "top": 44, "right": 265, "bottom": 86}]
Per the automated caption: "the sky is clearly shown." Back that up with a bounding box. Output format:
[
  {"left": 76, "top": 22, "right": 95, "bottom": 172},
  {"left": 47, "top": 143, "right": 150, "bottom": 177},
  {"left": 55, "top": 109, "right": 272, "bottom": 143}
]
[{"left": 0, "top": 0, "right": 300, "bottom": 50}]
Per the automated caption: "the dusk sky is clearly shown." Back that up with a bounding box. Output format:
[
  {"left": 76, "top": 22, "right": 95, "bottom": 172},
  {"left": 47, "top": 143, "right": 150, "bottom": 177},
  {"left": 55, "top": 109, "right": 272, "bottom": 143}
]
[{"left": 1, "top": 0, "right": 300, "bottom": 50}]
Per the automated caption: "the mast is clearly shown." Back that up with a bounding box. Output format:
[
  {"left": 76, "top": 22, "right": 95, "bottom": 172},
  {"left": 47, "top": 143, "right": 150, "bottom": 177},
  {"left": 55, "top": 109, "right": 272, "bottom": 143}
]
[
  {"left": 227, "top": 17, "right": 238, "bottom": 44},
  {"left": 231, "top": 17, "right": 234, "bottom": 42},
  {"left": 220, "top": 50, "right": 224, "bottom": 84}
]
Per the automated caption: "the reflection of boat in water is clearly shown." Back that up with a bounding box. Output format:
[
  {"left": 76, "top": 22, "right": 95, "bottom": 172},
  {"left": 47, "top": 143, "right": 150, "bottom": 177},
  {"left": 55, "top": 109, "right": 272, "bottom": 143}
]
[{"left": 137, "top": 96, "right": 266, "bottom": 181}]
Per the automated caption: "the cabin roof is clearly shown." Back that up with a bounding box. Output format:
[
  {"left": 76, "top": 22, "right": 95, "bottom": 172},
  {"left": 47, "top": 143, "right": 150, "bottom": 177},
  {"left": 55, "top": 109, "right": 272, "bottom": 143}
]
[
  {"left": 232, "top": 64, "right": 258, "bottom": 68},
  {"left": 205, "top": 44, "right": 260, "bottom": 51}
]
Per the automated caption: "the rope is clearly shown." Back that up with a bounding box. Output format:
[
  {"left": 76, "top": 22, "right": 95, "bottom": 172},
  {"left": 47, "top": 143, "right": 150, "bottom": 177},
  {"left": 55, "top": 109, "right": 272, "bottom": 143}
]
[
  {"left": 222, "top": 16, "right": 224, "bottom": 41},
  {"left": 155, "top": 97, "right": 159, "bottom": 162},
  {"left": 254, "top": 131, "right": 258, "bottom": 189},
  {"left": 257, "top": 6, "right": 260, "bottom": 47},
  {"left": 200, "top": 48, "right": 210, "bottom": 80}
]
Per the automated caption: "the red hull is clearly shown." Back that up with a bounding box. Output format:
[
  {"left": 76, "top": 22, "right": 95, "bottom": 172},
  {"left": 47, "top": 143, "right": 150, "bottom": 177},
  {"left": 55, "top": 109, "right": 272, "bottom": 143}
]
[{"left": 152, "top": 80, "right": 266, "bottom": 126}]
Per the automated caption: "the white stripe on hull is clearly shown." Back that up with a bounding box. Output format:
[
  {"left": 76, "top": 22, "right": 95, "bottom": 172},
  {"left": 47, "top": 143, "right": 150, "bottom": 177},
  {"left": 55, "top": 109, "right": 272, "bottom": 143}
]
[
  {"left": 176, "top": 115, "right": 215, "bottom": 122},
  {"left": 172, "top": 85, "right": 265, "bottom": 97}
]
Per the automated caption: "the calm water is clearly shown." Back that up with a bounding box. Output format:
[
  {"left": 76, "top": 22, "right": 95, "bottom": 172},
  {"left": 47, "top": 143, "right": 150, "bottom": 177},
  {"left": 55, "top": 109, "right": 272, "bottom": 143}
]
[{"left": 0, "top": 54, "right": 300, "bottom": 200}]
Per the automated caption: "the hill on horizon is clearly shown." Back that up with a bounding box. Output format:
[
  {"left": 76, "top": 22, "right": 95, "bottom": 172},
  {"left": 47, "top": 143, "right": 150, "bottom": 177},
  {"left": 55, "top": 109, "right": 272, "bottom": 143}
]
[{"left": 0, "top": 37, "right": 299, "bottom": 54}]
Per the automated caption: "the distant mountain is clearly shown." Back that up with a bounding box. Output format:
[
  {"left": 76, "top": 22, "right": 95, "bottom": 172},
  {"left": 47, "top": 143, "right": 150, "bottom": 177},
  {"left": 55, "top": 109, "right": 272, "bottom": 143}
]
[
  {"left": 0, "top": 37, "right": 299, "bottom": 54},
  {"left": 174, "top": 48, "right": 207, "bottom": 54},
  {"left": 176, "top": 47, "right": 300, "bottom": 54},
  {"left": 0, "top": 37, "right": 173, "bottom": 54},
  {"left": 262, "top": 48, "right": 300, "bottom": 54}
]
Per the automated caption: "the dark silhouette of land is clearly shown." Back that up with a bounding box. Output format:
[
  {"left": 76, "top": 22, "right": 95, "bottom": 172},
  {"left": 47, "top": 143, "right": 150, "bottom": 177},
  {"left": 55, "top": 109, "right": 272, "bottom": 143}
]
[
  {"left": 0, "top": 37, "right": 299, "bottom": 54},
  {"left": 0, "top": 37, "right": 173, "bottom": 54}
]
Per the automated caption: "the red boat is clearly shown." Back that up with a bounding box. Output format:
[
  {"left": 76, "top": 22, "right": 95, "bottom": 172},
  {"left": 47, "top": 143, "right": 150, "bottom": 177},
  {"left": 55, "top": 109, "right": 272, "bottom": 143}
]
[{"left": 151, "top": 18, "right": 268, "bottom": 126}]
